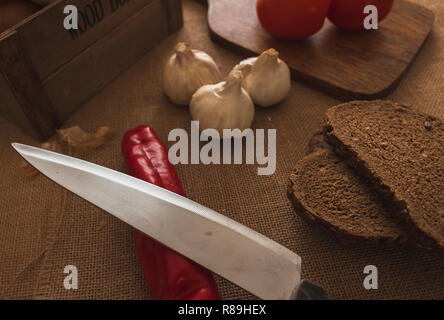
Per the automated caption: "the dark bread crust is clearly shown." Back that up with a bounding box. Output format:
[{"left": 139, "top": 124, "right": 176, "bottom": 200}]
[
  {"left": 324, "top": 100, "right": 444, "bottom": 257},
  {"left": 288, "top": 148, "right": 409, "bottom": 245}
]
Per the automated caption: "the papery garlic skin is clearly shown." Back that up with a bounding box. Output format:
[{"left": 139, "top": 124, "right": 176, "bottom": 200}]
[
  {"left": 190, "top": 71, "right": 254, "bottom": 136},
  {"left": 163, "top": 42, "right": 223, "bottom": 105},
  {"left": 233, "top": 48, "right": 291, "bottom": 108}
]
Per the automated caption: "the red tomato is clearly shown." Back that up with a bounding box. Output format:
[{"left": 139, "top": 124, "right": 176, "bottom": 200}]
[
  {"left": 256, "top": 0, "right": 332, "bottom": 40},
  {"left": 328, "top": 0, "right": 395, "bottom": 31}
]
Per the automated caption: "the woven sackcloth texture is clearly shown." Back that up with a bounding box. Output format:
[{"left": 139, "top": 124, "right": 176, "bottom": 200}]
[{"left": 0, "top": 0, "right": 443, "bottom": 299}]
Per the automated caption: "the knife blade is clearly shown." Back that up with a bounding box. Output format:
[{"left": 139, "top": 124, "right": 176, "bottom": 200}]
[{"left": 13, "top": 143, "right": 305, "bottom": 300}]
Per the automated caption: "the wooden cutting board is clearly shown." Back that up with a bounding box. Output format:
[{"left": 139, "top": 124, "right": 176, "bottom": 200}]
[{"left": 202, "top": 0, "right": 434, "bottom": 100}]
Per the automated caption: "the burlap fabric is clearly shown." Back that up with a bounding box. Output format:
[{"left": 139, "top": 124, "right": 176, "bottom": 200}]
[{"left": 0, "top": 0, "right": 443, "bottom": 300}]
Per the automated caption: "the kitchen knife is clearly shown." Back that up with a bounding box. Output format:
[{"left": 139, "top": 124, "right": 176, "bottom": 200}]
[{"left": 12, "top": 143, "right": 327, "bottom": 300}]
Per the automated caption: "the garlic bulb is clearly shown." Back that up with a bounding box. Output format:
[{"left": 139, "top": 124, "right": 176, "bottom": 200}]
[
  {"left": 233, "top": 48, "right": 291, "bottom": 108},
  {"left": 163, "top": 42, "right": 223, "bottom": 105},
  {"left": 190, "top": 71, "right": 254, "bottom": 135}
]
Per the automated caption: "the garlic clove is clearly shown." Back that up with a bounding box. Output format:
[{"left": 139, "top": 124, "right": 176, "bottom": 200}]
[
  {"left": 232, "top": 48, "right": 291, "bottom": 108},
  {"left": 163, "top": 42, "right": 223, "bottom": 106},
  {"left": 190, "top": 71, "right": 255, "bottom": 136},
  {"left": 232, "top": 57, "right": 255, "bottom": 78}
]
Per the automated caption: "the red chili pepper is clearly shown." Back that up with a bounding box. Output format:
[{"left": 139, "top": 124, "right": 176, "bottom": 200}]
[{"left": 122, "top": 125, "right": 220, "bottom": 300}]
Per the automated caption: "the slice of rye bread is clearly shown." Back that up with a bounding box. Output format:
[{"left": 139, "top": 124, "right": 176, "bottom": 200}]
[
  {"left": 324, "top": 100, "right": 444, "bottom": 255},
  {"left": 288, "top": 136, "right": 409, "bottom": 244}
]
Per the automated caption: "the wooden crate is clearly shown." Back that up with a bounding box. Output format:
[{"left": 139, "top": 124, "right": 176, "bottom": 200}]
[{"left": 0, "top": 0, "right": 183, "bottom": 140}]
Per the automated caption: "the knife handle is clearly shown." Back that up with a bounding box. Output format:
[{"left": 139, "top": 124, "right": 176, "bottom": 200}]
[{"left": 291, "top": 280, "right": 329, "bottom": 300}]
